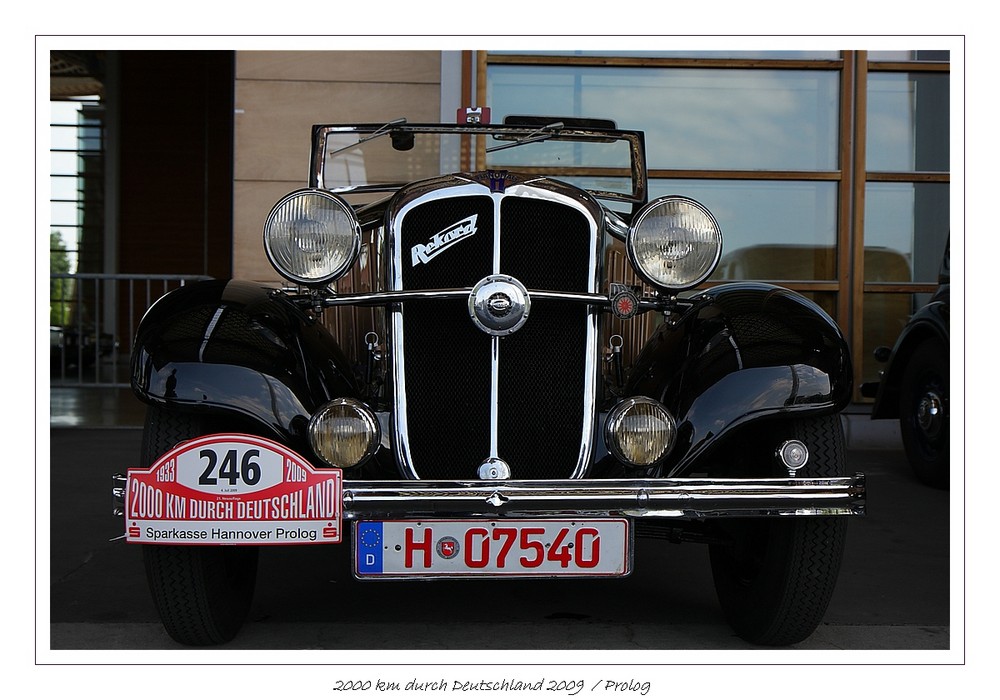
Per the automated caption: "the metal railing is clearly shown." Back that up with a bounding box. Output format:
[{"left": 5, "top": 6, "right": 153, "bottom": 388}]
[{"left": 49, "top": 273, "right": 212, "bottom": 388}]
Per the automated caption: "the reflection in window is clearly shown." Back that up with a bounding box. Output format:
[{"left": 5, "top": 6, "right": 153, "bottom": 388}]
[
  {"left": 647, "top": 179, "right": 838, "bottom": 281},
  {"left": 488, "top": 66, "right": 840, "bottom": 171},
  {"left": 866, "top": 72, "right": 949, "bottom": 172},
  {"left": 860, "top": 292, "right": 925, "bottom": 383},
  {"left": 864, "top": 182, "right": 949, "bottom": 283},
  {"left": 868, "top": 50, "right": 950, "bottom": 62}
]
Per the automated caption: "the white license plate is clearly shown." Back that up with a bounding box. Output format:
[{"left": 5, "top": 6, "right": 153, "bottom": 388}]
[{"left": 354, "top": 519, "right": 631, "bottom": 578}]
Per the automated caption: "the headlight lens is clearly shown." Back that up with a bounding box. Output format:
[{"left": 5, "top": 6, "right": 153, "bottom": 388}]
[
  {"left": 605, "top": 397, "right": 676, "bottom": 467},
  {"left": 308, "top": 398, "right": 380, "bottom": 469},
  {"left": 263, "top": 189, "right": 360, "bottom": 286},
  {"left": 627, "top": 196, "right": 722, "bottom": 291}
]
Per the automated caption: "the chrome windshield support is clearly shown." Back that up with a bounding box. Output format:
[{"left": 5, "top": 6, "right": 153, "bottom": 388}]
[{"left": 340, "top": 475, "right": 867, "bottom": 520}]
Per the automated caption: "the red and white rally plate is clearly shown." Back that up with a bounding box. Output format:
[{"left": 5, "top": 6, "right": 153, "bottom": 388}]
[{"left": 124, "top": 434, "right": 342, "bottom": 545}]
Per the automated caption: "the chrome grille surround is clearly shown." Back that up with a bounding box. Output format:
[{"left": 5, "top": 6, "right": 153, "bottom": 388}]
[{"left": 386, "top": 175, "right": 603, "bottom": 480}]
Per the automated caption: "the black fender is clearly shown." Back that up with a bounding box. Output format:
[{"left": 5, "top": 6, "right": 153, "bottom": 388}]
[
  {"left": 130, "top": 279, "right": 359, "bottom": 448},
  {"left": 870, "top": 284, "right": 950, "bottom": 420},
  {"left": 625, "top": 283, "right": 852, "bottom": 476}
]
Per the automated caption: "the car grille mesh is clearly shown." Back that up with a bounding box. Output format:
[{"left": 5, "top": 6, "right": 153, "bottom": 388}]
[{"left": 395, "top": 186, "right": 595, "bottom": 480}]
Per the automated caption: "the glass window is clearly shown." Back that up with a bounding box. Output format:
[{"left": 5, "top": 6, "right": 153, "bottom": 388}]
[
  {"left": 864, "top": 182, "right": 950, "bottom": 283},
  {"left": 648, "top": 179, "right": 839, "bottom": 281},
  {"left": 868, "top": 50, "right": 950, "bottom": 61},
  {"left": 866, "top": 72, "right": 949, "bottom": 172},
  {"left": 861, "top": 292, "right": 924, "bottom": 383},
  {"left": 488, "top": 66, "right": 840, "bottom": 171}
]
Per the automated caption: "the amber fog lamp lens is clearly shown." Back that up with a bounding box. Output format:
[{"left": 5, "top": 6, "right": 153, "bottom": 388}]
[
  {"left": 263, "top": 189, "right": 361, "bottom": 286},
  {"left": 627, "top": 196, "right": 722, "bottom": 291},
  {"left": 606, "top": 397, "right": 676, "bottom": 466},
  {"left": 308, "top": 399, "right": 380, "bottom": 469}
]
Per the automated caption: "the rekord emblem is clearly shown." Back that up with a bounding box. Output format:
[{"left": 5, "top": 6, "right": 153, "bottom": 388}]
[
  {"left": 411, "top": 214, "right": 478, "bottom": 266},
  {"left": 436, "top": 536, "right": 460, "bottom": 560}
]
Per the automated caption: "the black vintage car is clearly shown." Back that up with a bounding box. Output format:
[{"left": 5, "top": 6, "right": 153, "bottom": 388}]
[
  {"left": 114, "top": 114, "right": 865, "bottom": 647},
  {"left": 863, "top": 242, "right": 950, "bottom": 488}
]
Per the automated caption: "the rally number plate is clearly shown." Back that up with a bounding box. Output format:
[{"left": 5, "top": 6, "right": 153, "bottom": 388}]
[
  {"left": 354, "top": 519, "right": 631, "bottom": 578},
  {"left": 124, "top": 434, "right": 342, "bottom": 545}
]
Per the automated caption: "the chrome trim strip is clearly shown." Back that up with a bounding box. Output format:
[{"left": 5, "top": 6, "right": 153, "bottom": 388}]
[
  {"left": 490, "top": 335, "right": 500, "bottom": 458},
  {"left": 340, "top": 475, "right": 867, "bottom": 519},
  {"left": 320, "top": 288, "right": 625, "bottom": 308},
  {"left": 488, "top": 185, "right": 502, "bottom": 460},
  {"left": 493, "top": 195, "right": 502, "bottom": 273}
]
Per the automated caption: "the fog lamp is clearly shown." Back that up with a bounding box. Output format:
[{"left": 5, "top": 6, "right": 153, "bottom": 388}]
[
  {"left": 605, "top": 397, "right": 676, "bottom": 467},
  {"left": 776, "top": 439, "right": 809, "bottom": 473},
  {"left": 308, "top": 398, "right": 380, "bottom": 469}
]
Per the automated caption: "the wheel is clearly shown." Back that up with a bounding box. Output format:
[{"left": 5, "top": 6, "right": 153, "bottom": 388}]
[
  {"left": 899, "top": 337, "right": 949, "bottom": 489},
  {"left": 708, "top": 414, "right": 848, "bottom": 646},
  {"left": 140, "top": 407, "right": 259, "bottom": 646}
]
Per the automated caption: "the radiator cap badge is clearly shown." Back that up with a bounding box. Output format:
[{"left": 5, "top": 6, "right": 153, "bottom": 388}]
[{"left": 470, "top": 275, "right": 530, "bottom": 335}]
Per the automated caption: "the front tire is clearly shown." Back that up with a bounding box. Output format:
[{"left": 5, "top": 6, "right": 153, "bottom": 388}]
[
  {"left": 709, "top": 414, "right": 848, "bottom": 646},
  {"left": 140, "top": 407, "right": 259, "bottom": 646}
]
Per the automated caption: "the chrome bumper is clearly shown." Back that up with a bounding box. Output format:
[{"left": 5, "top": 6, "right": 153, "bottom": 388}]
[
  {"left": 112, "top": 474, "right": 865, "bottom": 520},
  {"left": 340, "top": 475, "right": 866, "bottom": 519}
]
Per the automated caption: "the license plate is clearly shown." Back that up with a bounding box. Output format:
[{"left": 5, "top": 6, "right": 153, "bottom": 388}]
[{"left": 354, "top": 519, "right": 631, "bottom": 578}]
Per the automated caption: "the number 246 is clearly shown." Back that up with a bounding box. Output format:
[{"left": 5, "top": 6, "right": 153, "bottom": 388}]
[{"left": 198, "top": 448, "right": 261, "bottom": 486}]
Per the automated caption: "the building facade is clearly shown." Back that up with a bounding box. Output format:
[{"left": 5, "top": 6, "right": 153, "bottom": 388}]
[{"left": 49, "top": 47, "right": 953, "bottom": 399}]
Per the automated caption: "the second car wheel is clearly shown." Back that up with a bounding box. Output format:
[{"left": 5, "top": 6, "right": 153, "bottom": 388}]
[
  {"left": 708, "top": 414, "right": 848, "bottom": 646},
  {"left": 140, "top": 407, "right": 260, "bottom": 646},
  {"left": 898, "top": 337, "right": 950, "bottom": 489}
]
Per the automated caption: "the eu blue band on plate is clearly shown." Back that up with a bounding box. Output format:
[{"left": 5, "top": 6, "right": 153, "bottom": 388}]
[{"left": 356, "top": 522, "right": 384, "bottom": 574}]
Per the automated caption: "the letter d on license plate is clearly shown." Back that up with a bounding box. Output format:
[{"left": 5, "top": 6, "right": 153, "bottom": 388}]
[{"left": 354, "top": 519, "right": 630, "bottom": 578}]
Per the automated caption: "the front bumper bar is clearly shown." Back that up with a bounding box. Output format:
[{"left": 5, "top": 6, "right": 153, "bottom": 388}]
[
  {"left": 339, "top": 475, "right": 866, "bottom": 519},
  {"left": 112, "top": 474, "right": 865, "bottom": 520}
]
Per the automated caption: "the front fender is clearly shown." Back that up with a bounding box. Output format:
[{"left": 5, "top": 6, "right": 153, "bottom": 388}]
[
  {"left": 870, "top": 285, "right": 950, "bottom": 419},
  {"left": 130, "top": 279, "right": 359, "bottom": 445},
  {"left": 626, "top": 283, "right": 851, "bottom": 475}
]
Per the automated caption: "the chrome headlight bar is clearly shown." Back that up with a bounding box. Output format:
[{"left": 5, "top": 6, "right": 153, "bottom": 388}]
[{"left": 310, "top": 287, "right": 668, "bottom": 314}]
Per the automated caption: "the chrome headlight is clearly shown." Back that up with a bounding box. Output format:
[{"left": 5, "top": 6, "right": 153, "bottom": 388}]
[
  {"left": 308, "top": 398, "right": 380, "bottom": 469},
  {"left": 605, "top": 397, "right": 676, "bottom": 467},
  {"left": 263, "top": 189, "right": 361, "bottom": 286},
  {"left": 627, "top": 196, "right": 722, "bottom": 291}
]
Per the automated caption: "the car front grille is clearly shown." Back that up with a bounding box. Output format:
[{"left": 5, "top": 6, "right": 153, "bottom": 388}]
[{"left": 390, "top": 178, "right": 599, "bottom": 480}]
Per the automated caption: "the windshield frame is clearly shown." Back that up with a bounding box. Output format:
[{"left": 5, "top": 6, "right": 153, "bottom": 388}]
[{"left": 308, "top": 121, "right": 648, "bottom": 207}]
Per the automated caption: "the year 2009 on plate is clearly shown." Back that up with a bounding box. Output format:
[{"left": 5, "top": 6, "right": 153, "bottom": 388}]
[{"left": 354, "top": 518, "right": 631, "bottom": 578}]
